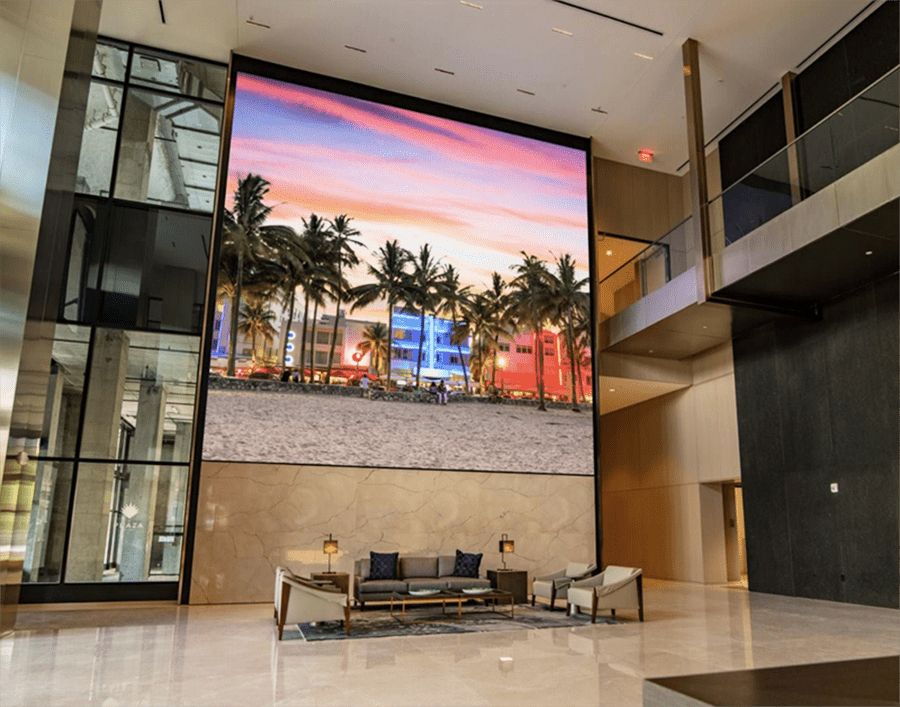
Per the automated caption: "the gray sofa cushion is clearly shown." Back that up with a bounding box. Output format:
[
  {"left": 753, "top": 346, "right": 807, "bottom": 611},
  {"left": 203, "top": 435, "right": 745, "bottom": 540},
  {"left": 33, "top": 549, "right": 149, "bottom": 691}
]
[
  {"left": 400, "top": 557, "right": 439, "bottom": 579},
  {"left": 443, "top": 576, "right": 491, "bottom": 590},
  {"left": 437, "top": 555, "right": 456, "bottom": 577},
  {"left": 406, "top": 577, "right": 447, "bottom": 591},
  {"left": 358, "top": 579, "right": 407, "bottom": 594}
]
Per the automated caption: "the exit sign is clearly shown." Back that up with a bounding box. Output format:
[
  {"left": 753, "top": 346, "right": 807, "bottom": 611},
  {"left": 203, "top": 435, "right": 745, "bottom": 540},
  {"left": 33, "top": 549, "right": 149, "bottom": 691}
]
[{"left": 638, "top": 149, "right": 654, "bottom": 163}]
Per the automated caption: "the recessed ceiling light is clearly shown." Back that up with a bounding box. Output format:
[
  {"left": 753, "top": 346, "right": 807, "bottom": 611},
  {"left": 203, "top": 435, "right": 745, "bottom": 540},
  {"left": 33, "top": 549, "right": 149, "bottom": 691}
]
[
  {"left": 606, "top": 250, "right": 612, "bottom": 256},
  {"left": 552, "top": 27, "right": 574, "bottom": 36},
  {"left": 517, "top": 89, "right": 536, "bottom": 96},
  {"left": 609, "top": 388, "right": 616, "bottom": 392},
  {"left": 648, "top": 350, "right": 654, "bottom": 354},
  {"left": 434, "top": 68, "right": 455, "bottom": 75},
  {"left": 634, "top": 52, "right": 654, "bottom": 60},
  {"left": 865, "top": 250, "right": 873, "bottom": 255},
  {"left": 460, "top": 1, "right": 483, "bottom": 8},
  {"left": 344, "top": 45, "right": 367, "bottom": 53},
  {"left": 702, "top": 325, "right": 707, "bottom": 329},
  {"left": 245, "top": 18, "right": 271, "bottom": 29}
]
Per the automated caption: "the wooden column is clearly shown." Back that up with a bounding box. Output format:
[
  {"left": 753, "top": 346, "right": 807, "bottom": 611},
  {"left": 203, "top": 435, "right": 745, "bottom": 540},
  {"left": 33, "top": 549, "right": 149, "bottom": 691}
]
[
  {"left": 682, "top": 38, "right": 713, "bottom": 302},
  {"left": 781, "top": 71, "right": 802, "bottom": 205}
]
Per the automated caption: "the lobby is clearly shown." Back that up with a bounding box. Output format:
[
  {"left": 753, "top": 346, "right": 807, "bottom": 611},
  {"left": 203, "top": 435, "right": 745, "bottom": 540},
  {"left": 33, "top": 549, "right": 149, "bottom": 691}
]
[{"left": 1, "top": 1, "right": 898, "bottom": 705}]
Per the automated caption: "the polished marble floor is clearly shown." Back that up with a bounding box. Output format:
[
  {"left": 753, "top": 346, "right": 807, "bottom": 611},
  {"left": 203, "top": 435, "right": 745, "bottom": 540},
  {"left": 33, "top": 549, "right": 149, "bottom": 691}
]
[{"left": 3, "top": 580, "right": 898, "bottom": 707}]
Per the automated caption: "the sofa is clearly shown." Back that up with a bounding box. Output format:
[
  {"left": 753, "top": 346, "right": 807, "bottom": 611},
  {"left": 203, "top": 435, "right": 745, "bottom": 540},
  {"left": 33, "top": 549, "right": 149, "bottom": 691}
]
[{"left": 354, "top": 555, "right": 491, "bottom": 608}]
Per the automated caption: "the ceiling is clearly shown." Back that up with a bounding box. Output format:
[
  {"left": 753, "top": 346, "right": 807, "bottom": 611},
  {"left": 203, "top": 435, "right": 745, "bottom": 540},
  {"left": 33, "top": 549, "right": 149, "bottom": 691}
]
[
  {"left": 99, "top": 0, "right": 874, "bottom": 174},
  {"left": 598, "top": 375, "right": 687, "bottom": 415}
]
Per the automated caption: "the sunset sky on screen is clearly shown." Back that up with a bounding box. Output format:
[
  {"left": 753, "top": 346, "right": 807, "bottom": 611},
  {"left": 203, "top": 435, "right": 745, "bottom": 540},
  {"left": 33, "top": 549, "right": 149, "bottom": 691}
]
[{"left": 227, "top": 73, "right": 590, "bottom": 299}]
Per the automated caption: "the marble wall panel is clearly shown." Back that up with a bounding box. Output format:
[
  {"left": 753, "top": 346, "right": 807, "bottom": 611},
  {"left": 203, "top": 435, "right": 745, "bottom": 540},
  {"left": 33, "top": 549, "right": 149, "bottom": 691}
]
[{"left": 190, "top": 462, "right": 596, "bottom": 604}]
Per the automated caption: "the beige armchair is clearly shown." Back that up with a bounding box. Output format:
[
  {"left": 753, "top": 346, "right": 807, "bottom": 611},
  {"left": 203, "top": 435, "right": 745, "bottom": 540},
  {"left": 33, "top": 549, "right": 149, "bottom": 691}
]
[
  {"left": 567, "top": 565, "right": 643, "bottom": 623},
  {"left": 275, "top": 569, "right": 350, "bottom": 639},
  {"left": 531, "top": 562, "right": 597, "bottom": 611}
]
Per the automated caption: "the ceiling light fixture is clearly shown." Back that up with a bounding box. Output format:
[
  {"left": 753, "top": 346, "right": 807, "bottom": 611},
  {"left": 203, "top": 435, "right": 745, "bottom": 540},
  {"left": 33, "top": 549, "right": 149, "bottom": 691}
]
[
  {"left": 549, "top": 0, "right": 663, "bottom": 36},
  {"left": 648, "top": 350, "right": 654, "bottom": 354},
  {"left": 609, "top": 388, "right": 616, "bottom": 392},
  {"left": 606, "top": 250, "right": 612, "bottom": 256},
  {"left": 552, "top": 28, "right": 574, "bottom": 36},
  {"left": 517, "top": 89, "right": 536, "bottom": 96},
  {"left": 634, "top": 52, "right": 654, "bottom": 60},
  {"left": 460, "top": 1, "right": 484, "bottom": 8},
  {"left": 865, "top": 250, "right": 873, "bottom": 255},
  {"left": 344, "top": 45, "right": 367, "bottom": 53},
  {"left": 246, "top": 18, "right": 271, "bottom": 29},
  {"left": 591, "top": 107, "right": 608, "bottom": 114},
  {"left": 434, "top": 68, "right": 455, "bottom": 75}
]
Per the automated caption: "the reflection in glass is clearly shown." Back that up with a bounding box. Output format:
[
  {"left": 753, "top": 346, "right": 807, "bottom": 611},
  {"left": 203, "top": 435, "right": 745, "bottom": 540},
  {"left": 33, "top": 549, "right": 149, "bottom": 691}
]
[
  {"left": 130, "top": 49, "right": 226, "bottom": 102},
  {"left": 66, "top": 462, "right": 188, "bottom": 583},
  {"left": 99, "top": 205, "right": 211, "bottom": 331},
  {"left": 114, "top": 89, "right": 222, "bottom": 212},
  {"left": 92, "top": 41, "right": 129, "bottom": 82},
  {"left": 39, "top": 324, "right": 91, "bottom": 458},
  {"left": 75, "top": 81, "right": 123, "bottom": 196},
  {"left": 79, "top": 329, "right": 198, "bottom": 463},
  {"left": 21, "top": 460, "right": 74, "bottom": 583}
]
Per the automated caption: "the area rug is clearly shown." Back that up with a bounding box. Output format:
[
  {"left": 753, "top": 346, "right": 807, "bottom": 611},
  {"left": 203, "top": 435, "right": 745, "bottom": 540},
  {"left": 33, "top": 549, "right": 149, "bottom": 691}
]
[{"left": 292, "top": 604, "right": 620, "bottom": 642}]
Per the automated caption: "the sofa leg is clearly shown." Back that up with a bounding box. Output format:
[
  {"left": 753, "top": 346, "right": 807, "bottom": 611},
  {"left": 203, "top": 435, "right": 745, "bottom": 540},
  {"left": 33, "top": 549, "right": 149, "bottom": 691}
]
[
  {"left": 637, "top": 574, "right": 644, "bottom": 621},
  {"left": 531, "top": 594, "right": 535, "bottom": 607},
  {"left": 591, "top": 592, "right": 598, "bottom": 624},
  {"left": 344, "top": 605, "right": 351, "bottom": 636},
  {"left": 610, "top": 609, "right": 615, "bottom": 618},
  {"left": 549, "top": 584, "right": 556, "bottom": 611}
]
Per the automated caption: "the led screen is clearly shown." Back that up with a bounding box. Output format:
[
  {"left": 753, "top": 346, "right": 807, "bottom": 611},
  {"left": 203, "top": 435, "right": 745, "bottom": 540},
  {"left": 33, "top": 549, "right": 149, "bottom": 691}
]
[{"left": 203, "top": 68, "right": 594, "bottom": 474}]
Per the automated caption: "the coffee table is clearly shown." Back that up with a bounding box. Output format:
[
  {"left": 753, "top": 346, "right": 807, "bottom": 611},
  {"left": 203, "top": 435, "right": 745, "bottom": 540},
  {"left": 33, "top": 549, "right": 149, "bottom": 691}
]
[{"left": 389, "top": 589, "right": 515, "bottom": 624}]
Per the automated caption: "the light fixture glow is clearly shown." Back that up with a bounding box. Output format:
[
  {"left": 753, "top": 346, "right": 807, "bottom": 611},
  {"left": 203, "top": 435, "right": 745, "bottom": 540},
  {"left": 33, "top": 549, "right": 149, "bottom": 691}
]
[
  {"left": 648, "top": 350, "right": 654, "bottom": 354},
  {"left": 606, "top": 250, "right": 612, "bottom": 256},
  {"left": 460, "top": 1, "right": 483, "bottom": 8},
  {"left": 634, "top": 52, "right": 654, "bottom": 60},
  {"left": 865, "top": 250, "right": 873, "bottom": 255},
  {"left": 609, "top": 388, "right": 615, "bottom": 392},
  {"left": 638, "top": 148, "right": 654, "bottom": 163},
  {"left": 552, "top": 27, "right": 574, "bottom": 36}
]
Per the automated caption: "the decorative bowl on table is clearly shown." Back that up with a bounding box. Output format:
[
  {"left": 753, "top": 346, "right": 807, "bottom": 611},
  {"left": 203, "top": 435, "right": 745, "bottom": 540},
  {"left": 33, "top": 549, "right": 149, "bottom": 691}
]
[
  {"left": 409, "top": 589, "right": 440, "bottom": 596},
  {"left": 462, "top": 588, "right": 491, "bottom": 595}
]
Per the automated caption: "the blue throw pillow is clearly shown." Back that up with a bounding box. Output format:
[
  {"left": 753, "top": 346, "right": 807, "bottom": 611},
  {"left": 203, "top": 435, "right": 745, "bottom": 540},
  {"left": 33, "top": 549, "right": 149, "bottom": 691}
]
[
  {"left": 453, "top": 549, "right": 482, "bottom": 578},
  {"left": 369, "top": 551, "right": 399, "bottom": 580}
]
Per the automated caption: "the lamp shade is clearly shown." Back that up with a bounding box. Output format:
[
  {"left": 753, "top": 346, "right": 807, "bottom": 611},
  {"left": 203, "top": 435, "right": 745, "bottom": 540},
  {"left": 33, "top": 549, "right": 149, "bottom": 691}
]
[
  {"left": 324, "top": 535, "right": 338, "bottom": 554},
  {"left": 500, "top": 540, "right": 515, "bottom": 554}
]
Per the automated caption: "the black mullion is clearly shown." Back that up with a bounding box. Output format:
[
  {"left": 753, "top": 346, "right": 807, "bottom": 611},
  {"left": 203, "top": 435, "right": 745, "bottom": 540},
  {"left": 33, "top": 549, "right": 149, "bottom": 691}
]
[
  {"left": 106, "top": 46, "right": 134, "bottom": 203},
  {"left": 30, "top": 456, "right": 191, "bottom": 467},
  {"left": 129, "top": 79, "right": 225, "bottom": 108}
]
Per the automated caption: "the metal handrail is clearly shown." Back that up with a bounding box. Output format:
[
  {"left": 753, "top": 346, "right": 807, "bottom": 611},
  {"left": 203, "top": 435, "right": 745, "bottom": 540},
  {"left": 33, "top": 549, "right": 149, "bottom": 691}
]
[{"left": 599, "top": 215, "right": 693, "bottom": 286}]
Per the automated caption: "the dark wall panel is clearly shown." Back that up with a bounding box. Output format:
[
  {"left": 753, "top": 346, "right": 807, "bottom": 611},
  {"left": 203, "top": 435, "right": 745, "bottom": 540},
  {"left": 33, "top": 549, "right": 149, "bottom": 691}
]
[{"left": 733, "top": 275, "right": 899, "bottom": 608}]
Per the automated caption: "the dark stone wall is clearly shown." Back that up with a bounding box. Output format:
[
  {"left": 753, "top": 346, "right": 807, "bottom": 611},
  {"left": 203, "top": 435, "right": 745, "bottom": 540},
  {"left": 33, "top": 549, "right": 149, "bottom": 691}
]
[{"left": 732, "top": 274, "right": 899, "bottom": 608}]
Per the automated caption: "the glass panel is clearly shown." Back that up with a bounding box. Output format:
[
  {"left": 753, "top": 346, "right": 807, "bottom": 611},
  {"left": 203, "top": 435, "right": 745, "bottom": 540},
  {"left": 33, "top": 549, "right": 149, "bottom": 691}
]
[
  {"left": 21, "top": 460, "right": 74, "bottom": 584},
  {"left": 62, "top": 202, "right": 107, "bottom": 322},
  {"left": 710, "top": 66, "right": 899, "bottom": 249},
  {"left": 38, "top": 324, "right": 91, "bottom": 458},
  {"left": 130, "top": 49, "right": 226, "bottom": 102},
  {"left": 79, "top": 329, "right": 198, "bottom": 463},
  {"left": 99, "top": 204, "right": 211, "bottom": 332},
  {"left": 114, "top": 88, "right": 222, "bottom": 212},
  {"left": 92, "top": 41, "right": 128, "bottom": 82},
  {"left": 598, "top": 217, "right": 693, "bottom": 322},
  {"left": 65, "top": 462, "right": 188, "bottom": 583},
  {"left": 75, "top": 81, "right": 123, "bottom": 196}
]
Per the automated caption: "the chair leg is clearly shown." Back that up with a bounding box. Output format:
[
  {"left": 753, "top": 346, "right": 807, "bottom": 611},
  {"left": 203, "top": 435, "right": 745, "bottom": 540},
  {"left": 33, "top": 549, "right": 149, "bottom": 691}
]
[
  {"left": 637, "top": 574, "right": 644, "bottom": 622},
  {"left": 344, "top": 605, "right": 351, "bottom": 636},
  {"left": 591, "top": 592, "right": 598, "bottom": 624},
  {"left": 277, "top": 581, "right": 291, "bottom": 640},
  {"left": 531, "top": 594, "right": 535, "bottom": 607},
  {"left": 550, "top": 584, "right": 556, "bottom": 611}
]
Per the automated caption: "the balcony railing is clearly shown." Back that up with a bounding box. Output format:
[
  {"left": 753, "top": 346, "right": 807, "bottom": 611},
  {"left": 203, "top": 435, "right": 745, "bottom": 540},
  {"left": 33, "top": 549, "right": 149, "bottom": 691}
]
[
  {"left": 710, "top": 66, "right": 899, "bottom": 248},
  {"left": 598, "top": 216, "right": 694, "bottom": 322}
]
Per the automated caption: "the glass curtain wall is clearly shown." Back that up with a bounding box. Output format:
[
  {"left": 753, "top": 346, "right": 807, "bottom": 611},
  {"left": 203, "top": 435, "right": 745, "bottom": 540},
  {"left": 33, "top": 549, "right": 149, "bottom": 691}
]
[{"left": 19, "top": 39, "right": 225, "bottom": 594}]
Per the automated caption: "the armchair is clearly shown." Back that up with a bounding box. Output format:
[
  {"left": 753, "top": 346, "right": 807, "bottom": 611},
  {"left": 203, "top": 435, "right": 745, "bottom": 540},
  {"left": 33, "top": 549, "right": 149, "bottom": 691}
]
[
  {"left": 567, "top": 565, "right": 643, "bottom": 623},
  {"left": 276, "top": 571, "right": 351, "bottom": 639},
  {"left": 531, "top": 562, "right": 596, "bottom": 611}
]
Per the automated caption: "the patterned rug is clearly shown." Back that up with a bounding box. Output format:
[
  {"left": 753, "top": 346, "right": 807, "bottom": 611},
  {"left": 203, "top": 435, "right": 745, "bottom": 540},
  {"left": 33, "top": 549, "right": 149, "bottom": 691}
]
[{"left": 291, "top": 604, "right": 620, "bottom": 642}]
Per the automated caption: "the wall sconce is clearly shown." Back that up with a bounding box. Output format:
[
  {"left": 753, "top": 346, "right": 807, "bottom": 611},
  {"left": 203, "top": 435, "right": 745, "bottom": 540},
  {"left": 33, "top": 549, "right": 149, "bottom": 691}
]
[
  {"left": 323, "top": 533, "right": 339, "bottom": 573},
  {"left": 498, "top": 533, "right": 515, "bottom": 570}
]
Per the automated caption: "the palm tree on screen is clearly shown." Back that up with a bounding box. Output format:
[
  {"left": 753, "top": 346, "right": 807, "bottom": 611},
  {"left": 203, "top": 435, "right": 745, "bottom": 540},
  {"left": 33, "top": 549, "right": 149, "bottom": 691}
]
[
  {"left": 435, "top": 264, "right": 472, "bottom": 393},
  {"left": 350, "top": 240, "right": 412, "bottom": 391},
  {"left": 507, "top": 252, "right": 553, "bottom": 411},
  {"left": 547, "top": 253, "right": 590, "bottom": 411},
  {"left": 238, "top": 298, "right": 278, "bottom": 362},
  {"left": 482, "top": 272, "right": 511, "bottom": 392},
  {"left": 274, "top": 230, "right": 314, "bottom": 370},
  {"left": 358, "top": 322, "right": 390, "bottom": 378},
  {"left": 325, "top": 215, "right": 363, "bottom": 384},
  {"left": 296, "top": 214, "right": 333, "bottom": 382},
  {"left": 222, "top": 174, "right": 296, "bottom": 376},
  {"left": 405, "top": 244, "right": 443, "bottom": 389}
]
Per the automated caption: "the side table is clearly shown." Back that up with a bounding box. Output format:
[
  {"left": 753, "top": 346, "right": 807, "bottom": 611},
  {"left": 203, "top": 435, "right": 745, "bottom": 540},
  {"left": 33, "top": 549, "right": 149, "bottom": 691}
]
[
  {"left": 487, "top": 569, "right": 528, "bottom": 604},
  {"left": 311, "top": 572, "right": 350, "bottom": 599}
]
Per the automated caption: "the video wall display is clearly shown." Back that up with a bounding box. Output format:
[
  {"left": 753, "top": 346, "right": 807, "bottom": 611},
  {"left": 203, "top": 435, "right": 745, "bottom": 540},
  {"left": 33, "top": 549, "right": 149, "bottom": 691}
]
[{"left": 202, "top": 63, "right": 594, "bottom": 474}]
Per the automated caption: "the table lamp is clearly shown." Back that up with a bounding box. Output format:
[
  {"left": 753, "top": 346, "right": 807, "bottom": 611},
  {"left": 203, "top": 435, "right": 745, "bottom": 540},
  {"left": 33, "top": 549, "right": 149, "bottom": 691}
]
[
  {"left": 499, "top": 533, "right": 515, "bottom": 570},
  {"left": 323, "top": 533, "right": 338, "bottom": 573}
]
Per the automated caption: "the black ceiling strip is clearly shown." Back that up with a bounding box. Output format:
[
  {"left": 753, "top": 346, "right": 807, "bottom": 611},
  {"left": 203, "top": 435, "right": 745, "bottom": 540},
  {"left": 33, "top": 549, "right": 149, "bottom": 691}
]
[
  {"left": 157, "top": 0, "right": 166, "bottom": 24},
  {"left": 550, "top": 0, "right": 664, "bottom": 37},
  {"left": 794, "top": 0, "right": 875, "bottom": 70}
]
